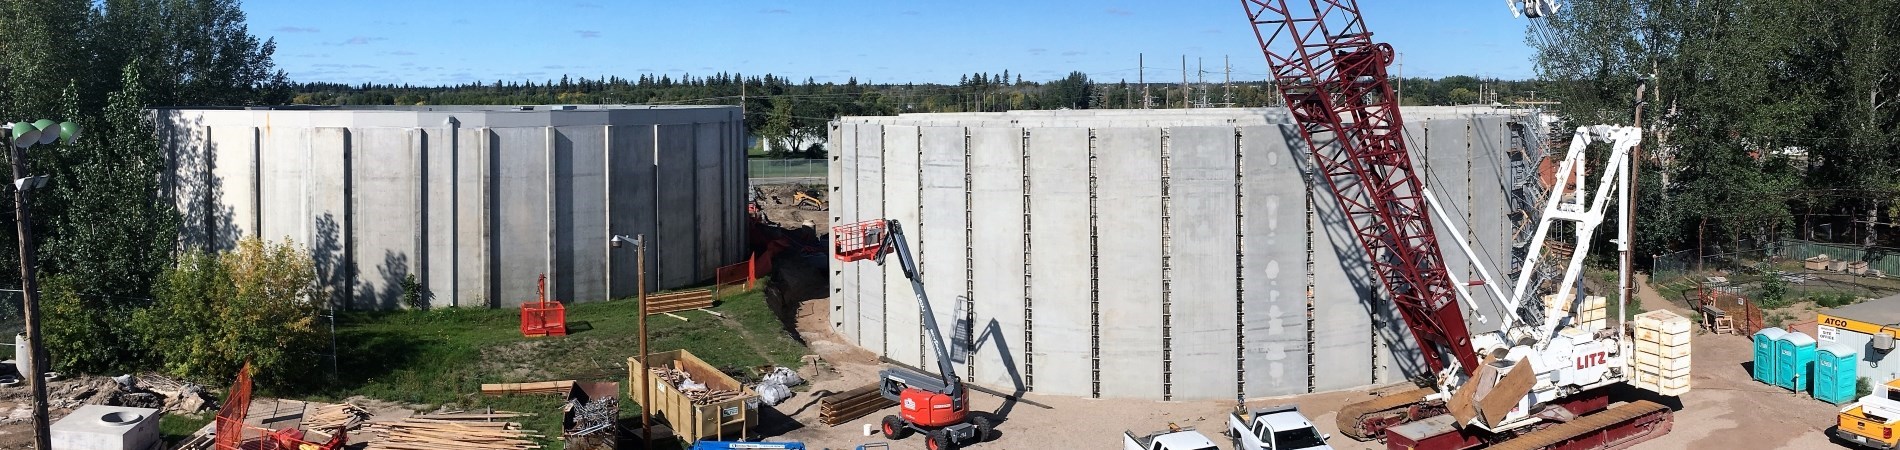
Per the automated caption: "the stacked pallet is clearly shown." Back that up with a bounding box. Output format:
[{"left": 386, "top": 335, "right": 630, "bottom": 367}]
[
  {"left": 1632, "top": 310, "right": 1692, "bottom": 396},
  {"left": 819, "top": 384, "right": 897, "bottom": 426},
  {"left": 651, "top": 368, "right": 744, "bottom": 405},
  {"left": 365, "top": 413, "right": 540, "bottom": 450},
  {"left": 480, "top": 380, "right": 576, "bottom": 396}
]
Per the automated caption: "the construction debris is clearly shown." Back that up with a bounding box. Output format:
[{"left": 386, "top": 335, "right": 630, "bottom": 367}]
[
  {"left": 565, "top": 396, "right": 618, "bottom": 435},
  {"left": 481, "top": 380, "right": 577, "bottom": 396},
  {"left": 819, "top": 384, "right": 897, "bottom": 427},
  {"left": 366, "top": 416, "right": 542, "bottom": 450},
  {"left": 303, "top": 403, "right": 372, "bottom": 436},
  {"left": 652, "top": 367, "right": 744, "bottom": 405}
]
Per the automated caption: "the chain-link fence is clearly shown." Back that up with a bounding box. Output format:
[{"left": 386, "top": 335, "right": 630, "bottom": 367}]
[
  {"left": 748, "top": 159, "right": 827, "bottom": 180},
  {"left": 1653, "top": 238, "right": 1900, "bottom": 308}
]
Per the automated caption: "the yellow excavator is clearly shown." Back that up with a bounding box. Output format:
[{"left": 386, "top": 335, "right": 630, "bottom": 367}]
[{"left": 792, "top": 189, "right": 825, "bottom": 210}]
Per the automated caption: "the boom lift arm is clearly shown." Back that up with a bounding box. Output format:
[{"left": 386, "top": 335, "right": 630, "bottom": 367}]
[{"left": 868, "top": 219, "right": 964, "bottom": 398}]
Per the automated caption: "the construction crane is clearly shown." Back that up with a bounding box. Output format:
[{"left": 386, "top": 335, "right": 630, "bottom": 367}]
[
  {"left": 832, "top": 219, "right": 993, "bottom": 450},
  {"left": 1240, "top": 2, "right": 1683, "bottom": 449}
]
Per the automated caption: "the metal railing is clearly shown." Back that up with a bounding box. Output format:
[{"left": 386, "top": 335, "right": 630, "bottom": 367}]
[{"left": 748, "top": 159, "right": 827, "bottom": 180}]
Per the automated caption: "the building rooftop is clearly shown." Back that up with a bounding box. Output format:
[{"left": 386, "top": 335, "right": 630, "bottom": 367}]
[{"left": 1821, "top": 292, "right": 1900, "bottom": 327}]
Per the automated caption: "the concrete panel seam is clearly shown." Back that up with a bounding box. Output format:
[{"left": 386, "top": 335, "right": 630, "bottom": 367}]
[
  {"left": 251, "top": 127, "right": 261, "bottom": 239},
  {"left": 1088, "top": 128, "right": 1101, "bottom": 399},
  {"left": 1021, "top": 129, "right": 1034, "bottom": 391},
  {"left": 1305, "top": 164, "right": 1317, "bottom": 393},
  {"left": 1233, "top": 128, "right": 1246, "bottom": 402},
  {"left": 1159, "top": 129, "right": 1174, "bottom": 401},
  {"left": 545, "top": 126, "right": 557, "bottom": 297},
  {"left": 964, "top": 127, "right": 976, "bottom": 382}
]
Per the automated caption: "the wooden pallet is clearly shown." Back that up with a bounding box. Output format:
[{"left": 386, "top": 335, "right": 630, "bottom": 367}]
[{"left": 819, "top": 384, "right": 897, "bottom": 427}]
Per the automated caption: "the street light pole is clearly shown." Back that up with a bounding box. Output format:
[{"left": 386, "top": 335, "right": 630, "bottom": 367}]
[
  {"left": 5, "top": 119, "right": 76, "bottom": 450},
  {"left": 637, "top": 233, "right": 650, "bottom": 449},
  {"left": 10, "top": 137, "right": 49, "bottom": 450},
  {"left": 611, "top": 234, "right": 651, "bottom": 448}
]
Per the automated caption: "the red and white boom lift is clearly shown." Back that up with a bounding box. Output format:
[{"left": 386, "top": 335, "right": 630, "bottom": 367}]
[
  {"left": 833, "top": 219, "right": 994, "bottom": 450},
  {"left": 1240, "top": 1, "right": 1684, "bottom": 449}
]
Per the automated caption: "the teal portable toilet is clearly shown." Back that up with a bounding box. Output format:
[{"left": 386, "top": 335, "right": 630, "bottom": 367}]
[
  {"left": 1754, "top": 327, "right": 1787, "bottom": 384},
  {"left": 1775, "top": 331, "right": 1817, "bottom": 391},
  {"left": 1815, "top": 343, "right": 1860, "bottom": 405}
]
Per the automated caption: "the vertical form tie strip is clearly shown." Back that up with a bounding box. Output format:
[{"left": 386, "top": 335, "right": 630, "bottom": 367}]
[
  {"left": 1021, "top": 130, "right": 1035, "bottom": 391},
  {"left": 1088, "top": 130, "right": 1102, "bottom": 399},
  {"left": 1159, "top": 130, "right": 1174, "bottom": 401}
]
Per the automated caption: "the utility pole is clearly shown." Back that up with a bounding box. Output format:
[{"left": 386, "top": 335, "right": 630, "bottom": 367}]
[
  {"left": 1140, "top": 53, "right": 1150, "bottom": 109},
  {"left": 1396, "top": 52, "right": 1404, "bottom": 106},
  {"left": 1223, "top": 55, "right": 1233, "bottom": 107},
  {"left": 1621, "top": 73, "right": 1648, "bottom": 330},
  {"left": 1180, "top": 55, "right": 1189, "bottom": 108}
]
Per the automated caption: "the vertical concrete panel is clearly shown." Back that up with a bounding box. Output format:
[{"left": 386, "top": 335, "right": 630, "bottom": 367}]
[
  {"left": 309, "top": 128, "right": 351, "bottom": 309},
  {"left": 855, "top": 125, "right": 886, "bottom": 356},
  {"left": 1472, "top": 117, "right": 1513, "bottom": 292},
  {"left": 259, "top": 127, "right": 309, "bottom": 242},
  {"left": 1026, "top": 127, "right": 1091, "bottom": 397},
  {"left": 1419, "top": 118, "right": 1493, "bottom": 374},
  {"left": 557, "top": 126, "right": 608, "bottom": 301},
  {"left": 968, "top": 127, "right": 1026, "bottom": 392},
  {"left": 828, "top": 123, "right": 848, "bottom": 336},
  {"left": 1307, "top": 131, "right": 1376, "bottom": 391},
  {"left": 423, "top": 127, "right": 456, "bottom": 308},
  {"left": 208, "top": 126, "right": 258, "bottom": 248},
  {"left": 456, "top": 127, "right": 490, "bottom": 307},
  {"left": 835, "top": 123, "right": 860, "bottom": 342},
  {"left": 694, "top": 123, "right": 724, "bottom": 279},
  {"left": 350, "top": 128, "right": 421, "bottom": 310},
  {"left": 1167, "top": 127, "right": 1238, "bottom": 400},
  {"left": 1096, "top": 128, "right": 1163, "bottom": 399},
  {"left": 918, "top": 126, "right": 966, "bottom": 372},
  {"left": 494, "top": 127, "right": 551, "bottom": 306},
  {"left": 1240, "top": 125, "right": 1311, "bottom": 398},
  {"left": 656, "top": 124, "right": 697, "bottom": 290},
  {"left": 609, "top": 125, "right": 658, "bottom": 300},
  {"left": 882, "top": 126, "right": 922, "bottom": 366}
]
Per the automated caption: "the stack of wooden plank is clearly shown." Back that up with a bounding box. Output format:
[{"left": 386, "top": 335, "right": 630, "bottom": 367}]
[
  {"left": 365, "top": 413, "right": 540, "bottom": 450},
  {"left": 646, "top": 290, "right": 714, "bottom": 315},
  {"left": 480, "top": 380, "right": 576, "bottom": 396},
  {"left": 303, "top": 403, "right": 372, "bottom": 435},
  {"left": 819, "top": 384, "right": 897, "bottom": 426},
  {"left": 650, "top": 367, "right": 742, "bottom": 405}
]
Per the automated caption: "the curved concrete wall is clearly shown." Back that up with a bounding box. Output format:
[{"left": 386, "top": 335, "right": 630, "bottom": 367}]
[
  {"left": 159, "top": 105, "right": 746, "bottom": 310},
  {"left": 829, "top": 107, "right": 1536, "bottom": 401}
]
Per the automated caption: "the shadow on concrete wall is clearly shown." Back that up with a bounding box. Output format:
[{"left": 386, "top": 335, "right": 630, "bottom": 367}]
[
  {"left": 311, "top": 213, "right": 349, "bottom": 311},
  {"left": 971, "top": 318, "right": 1026, "bottom": 421},
  {"left": 1279, "top": 125, "right": 1429, "bottom": 383},
  {"left": 163, "top": 112, "right": 240, "bottom": 253}
]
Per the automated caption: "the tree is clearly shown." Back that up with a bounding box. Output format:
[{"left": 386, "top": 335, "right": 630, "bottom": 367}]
[
  {"left": 1447, "top": 87, "right": 1478, "bottom": 105},
  {"left": 133, "top": 237, "right": 326, "bottom": 388},
  {"left": 762, "top": 99, "right": 795, "bottom": 154}
]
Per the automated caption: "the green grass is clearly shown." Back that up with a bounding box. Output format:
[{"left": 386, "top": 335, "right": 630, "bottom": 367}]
[
  {"left": 283, "top": 284, "right": 806, "bottom": 448},
  {"left": 160, "top": 413, "right": 213, "bottom": 445}
]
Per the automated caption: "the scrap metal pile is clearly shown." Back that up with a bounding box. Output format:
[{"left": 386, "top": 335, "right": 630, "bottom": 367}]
[
  {"left": 564, "top": 396, "right": 618, "bottom": 435},
  {"left": 651, "top": 367, "right": 743, "bottom": 405}
]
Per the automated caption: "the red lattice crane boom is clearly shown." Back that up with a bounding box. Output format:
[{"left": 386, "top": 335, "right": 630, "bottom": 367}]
[{"left": 1241, "top": 0, "right": 1479, "bottom": 375}]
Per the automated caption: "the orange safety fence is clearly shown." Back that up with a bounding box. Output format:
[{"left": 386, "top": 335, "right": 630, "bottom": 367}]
[
  {"left": 715, "top": 255, "right": 770, "bottom": 295},
  {"left": 1698, "top": 285, "right": 1766, "bottom": 335},
  {"left": 215, "top": 363, "right": 346, "bottom": 450}
]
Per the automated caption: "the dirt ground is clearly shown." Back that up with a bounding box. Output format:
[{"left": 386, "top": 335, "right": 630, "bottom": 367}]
[{"left": 745, "top": 274, "right": 1862, "bottom": 450}]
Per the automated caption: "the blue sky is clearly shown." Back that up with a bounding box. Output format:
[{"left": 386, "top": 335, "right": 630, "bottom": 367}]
[{"left": 246, "top": 1, "right": 1539, "bottom": 86}]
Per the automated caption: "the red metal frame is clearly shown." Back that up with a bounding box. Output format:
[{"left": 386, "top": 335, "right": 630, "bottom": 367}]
[
  {"left": 1243, "top": 0, "right": 1478, "bottom": 374},
  {"left": 520, "top": 274, "right": 567, "bottom": 337},
  {"left": 214, "top": 363, "right": 347, "bottom": 450},
  {"left": 832, "top": 219, "right": 890, "bottom": 262}
]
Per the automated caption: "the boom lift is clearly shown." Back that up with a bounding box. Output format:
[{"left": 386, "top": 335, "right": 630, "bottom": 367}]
[
  {"left": 832, "top": 219, "right": 993, "bottom": 450},
  {"left": 1240, "top": 2, "right": 1683, "bottom": 449}
]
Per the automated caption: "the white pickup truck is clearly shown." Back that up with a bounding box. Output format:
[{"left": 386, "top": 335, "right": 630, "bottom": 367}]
[
  {"left": 1227, "top": 405, "right": 1333, "bottom": 450},
  {"left": 1123, "top": 424, "right": 1218, "bottom": 450}
]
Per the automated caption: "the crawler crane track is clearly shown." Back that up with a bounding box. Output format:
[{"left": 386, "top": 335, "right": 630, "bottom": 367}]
[{"left": 1337, "top": 386, "right": 1442, "bottom": 441}]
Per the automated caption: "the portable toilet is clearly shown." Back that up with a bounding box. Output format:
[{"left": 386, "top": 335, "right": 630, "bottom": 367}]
[
  {"left": 1753, "top": 327, "right": 1787, "bottom": 384},
  {"left": 1775, "top": 331, "right": 1818, "bottom": 391},
  {"left": 1815, "top": 343, "right": 1860, "bottom": 405}
]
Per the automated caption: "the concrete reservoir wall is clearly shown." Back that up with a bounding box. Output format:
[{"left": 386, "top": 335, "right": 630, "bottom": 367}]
[
  {"left": 158, "top": 105, "right": 747, "bottom": 310},
  {"left": 828, "top": 107, "right": 1541, "bottom": 401}
]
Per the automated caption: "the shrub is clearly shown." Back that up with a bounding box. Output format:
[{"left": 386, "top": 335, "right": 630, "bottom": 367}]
[
  {"left": 133, "top": 237, "right": 327, "bottom": 389},
  {"left": 41, "top": 275, "right": 142, "bottom": 374},
  {"left": 1860, "top": 377, "right": 1874, "bottom": 399},
  {"left": 1757, "top": 276, "right": 1789, "bottom": 309}
]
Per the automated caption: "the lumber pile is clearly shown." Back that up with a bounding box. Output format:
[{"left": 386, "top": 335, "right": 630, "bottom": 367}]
[
  {"left": 480, "top": 380, "right": 576, "bottom": 396},
  {"left": 650, "top": 367, "right": 743, "bottom": 405},
  {"left": 365, "top": 413, "right": 541, "bottom": 450},
  {"left": 646, "top": 289, "right": 715, "bottom": 315},
  {"left": 819, "top": 384, "right": 897, "bottom": 426},
  {"left": 303, "top": 403, "right": 372, "bottom": 435}
]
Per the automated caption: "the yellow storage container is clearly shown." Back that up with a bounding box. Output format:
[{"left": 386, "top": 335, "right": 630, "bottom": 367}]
[{"left": 628, "top": 350, "right": 758, "bottom": 442}]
